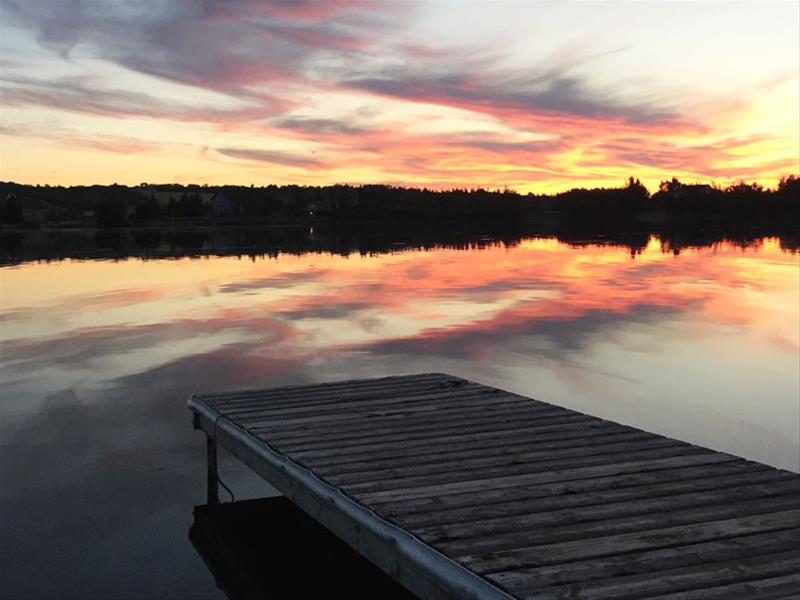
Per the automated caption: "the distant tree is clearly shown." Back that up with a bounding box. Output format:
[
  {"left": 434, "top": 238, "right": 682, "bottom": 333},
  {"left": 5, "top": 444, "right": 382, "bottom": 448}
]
[
  {"left": 777, "top": 175, "right": 799, "bottom": 195},
  {"left": 95, "top": 200, "right": 128, "bottom": 228},
  {"left": 725, "top": 180, "right": 763, "bottom": 195},
  {"left": 625, "top": 176, "right": 650, "bottom": 200},
  {"left": 1, "top": 195, "right": 24, "bottom": 224},
  {"left": 175, "top": 193, "right": 205, "bottom": 218},
  {"left": 134, "top": 193, "right": 161, "bottom": 221},
  {"left": 658, "top": 177, "right": 682, "bottom": 194}
]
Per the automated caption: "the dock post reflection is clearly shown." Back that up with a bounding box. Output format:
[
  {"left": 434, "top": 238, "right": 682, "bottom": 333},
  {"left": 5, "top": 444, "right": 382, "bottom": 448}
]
[
  {"left": 206, "top": 435, "right": 219, "bottom": 505},
  {"left": 189, "top": 497, "right": 415, "bottom": 600}
]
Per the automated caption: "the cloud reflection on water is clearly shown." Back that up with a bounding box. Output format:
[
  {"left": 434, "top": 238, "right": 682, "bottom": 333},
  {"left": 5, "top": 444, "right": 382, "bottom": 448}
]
[{"left": 2, "top": 237, "right": 797, "bottom": 429}]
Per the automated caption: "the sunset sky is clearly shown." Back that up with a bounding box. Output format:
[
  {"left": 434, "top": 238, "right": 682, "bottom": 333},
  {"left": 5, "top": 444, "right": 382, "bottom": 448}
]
[{"left": 0, "top": 0, "right": 798, "bottom": 193}]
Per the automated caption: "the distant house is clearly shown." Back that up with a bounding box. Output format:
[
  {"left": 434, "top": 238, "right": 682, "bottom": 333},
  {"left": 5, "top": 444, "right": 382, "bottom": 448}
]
[
  {"left": 674, "top": 184, "right": 714, "bottom": 199},
  {"left": 210, "top": 191, "right": 238, "bottom": 217},
  {"left": 138, "top": 187, "right": 175, "bottom": 209},
  {"left": 138, "top": 186, "right": 213, "bottom": 210},
  {"left": 20, "top": 197, "right": 61, "bottom": 224}
]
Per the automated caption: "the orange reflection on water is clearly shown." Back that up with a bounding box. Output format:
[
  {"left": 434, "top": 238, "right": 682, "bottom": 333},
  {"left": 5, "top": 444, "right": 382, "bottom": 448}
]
[
  {"left": 2, "top": 237, "right": 797, "bottom": 357},
  {"left": 1, "top": 236, "right": 798, "bottom": 470}
]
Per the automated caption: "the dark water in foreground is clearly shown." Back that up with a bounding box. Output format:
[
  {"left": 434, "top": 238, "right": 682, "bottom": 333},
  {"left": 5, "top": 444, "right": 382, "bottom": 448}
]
[{"left": 1, "top": 229, "right": 798, "bottom": 599}]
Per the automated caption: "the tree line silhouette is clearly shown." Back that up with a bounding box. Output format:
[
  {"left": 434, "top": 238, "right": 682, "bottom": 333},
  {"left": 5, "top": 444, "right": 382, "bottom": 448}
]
[
  {"left": 2, "top": 217, "right": 797, "bottom": 267},
  {"left": 0, "top": 176, "right": 797, "bottom": 228}
]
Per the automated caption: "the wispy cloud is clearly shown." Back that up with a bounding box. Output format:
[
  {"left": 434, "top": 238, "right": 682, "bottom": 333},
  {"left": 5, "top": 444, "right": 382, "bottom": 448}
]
[
  {"left": 0, "top": 122, "right": 161, "bottom": 153},
  {"left": 0, "top": 0, "right": 796, "bottom": 190},
  {"left": 0, "top": 74, "right": 278, "bottom": 123},
  {"left": 346, "top": 66, "right": 678, "bottom": 129},
  {"left": 0, "top": 0, "right": 393, "bottom": 96},
  {"left": 271, "top": 116, "right": 370, "bottom": 136},
  {"left": 217, "top": 147, "right": 322, "bottom": 168}
]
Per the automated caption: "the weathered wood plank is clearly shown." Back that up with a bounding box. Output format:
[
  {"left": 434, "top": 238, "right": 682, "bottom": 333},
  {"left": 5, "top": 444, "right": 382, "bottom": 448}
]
[
  {"left": 240, "top": 402, "right": 566, "bottom": 442},
  {"left": 487, "top": 528, "right": 800, "bottom": 594},
  {"left": 529, "top": 551, "right": 800, "bottom": 600},
  {"left": 369, "top": 461, "right": 769, "bottom": 517},
  {"left": 310, "top": 429, "right": 656, "bottom": 476},
  {"left": 415, "top": 478, "right": 800, "bottom": 544},
  {"left": 459, "top": 509, "right": 800, "bottom": 573},
  {"left": 287, "top": 418, "right": 624, "bottom": 462},
  {"left": 332, "top": 444, "right": 711, "bottom": 493},
  {"left": 232, "top": 398, "right": 536, "bottom": 437},
  {"left": 230, "top": 393, "right": 543, "bottom": 425},
  {"left": 303, "top": 420, "right": 627, "bottom": 469},
  {"left": 218, "top": 389, "right": 514, "bottom": 420},
  {"left": 232, "top": 400, "right": 538, "bottom": 442},
  {"left": 319, "top": 436, "right": 684, "bottom": 484},
  {"left": 232, "top": 405, "right": 538, "bottom": 446},
  {"left": 642, "top": 573, "right": 800, "bottom": 600},
  {"left": 270, "top": 413, "right": 594, "bottom": 454},
  {"left": 428, "top": 493, "right": 800, "bottom": 557},
  {"left": 390, "top": 469, "right": 794, "bottom": 529},
  {"left": 212, "top": 378, "right": 487, "bottom": 413},
  {"left": 223, "top": 388, "right": 515, "bottom": 421},
  {"left": 200, "top": 372, "right": 453, "bottom": 404},
  {"left": 354, "top": 453, "right": 738, "bottom": 504}
]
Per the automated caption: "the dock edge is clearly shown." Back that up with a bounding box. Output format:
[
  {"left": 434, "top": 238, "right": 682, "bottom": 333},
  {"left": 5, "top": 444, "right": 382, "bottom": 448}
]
[{"left": 188, "top": 394, "right": 516, "bottom": 600}]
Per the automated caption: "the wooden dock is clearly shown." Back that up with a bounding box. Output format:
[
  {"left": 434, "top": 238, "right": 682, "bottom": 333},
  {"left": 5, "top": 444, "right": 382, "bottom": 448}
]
[{"left": 189, "top": 373, "right": 800, "bottom": 600}]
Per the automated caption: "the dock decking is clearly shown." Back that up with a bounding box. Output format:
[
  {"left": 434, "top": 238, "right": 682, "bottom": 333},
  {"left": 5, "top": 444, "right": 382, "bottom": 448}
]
[{"left": 189, "top": 373, "right": 800, "bottom": 600}]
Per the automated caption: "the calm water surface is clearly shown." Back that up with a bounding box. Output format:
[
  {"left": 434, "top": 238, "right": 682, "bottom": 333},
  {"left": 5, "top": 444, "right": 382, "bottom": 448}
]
[{"left": 1, "top": 234, "right": 798, "bottom": 598}]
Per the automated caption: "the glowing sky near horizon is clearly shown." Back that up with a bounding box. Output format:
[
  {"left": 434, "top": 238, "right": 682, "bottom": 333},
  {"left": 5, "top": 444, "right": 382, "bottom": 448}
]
[{"left": 0, "top": 0, "right": 798, "bottom": 193}]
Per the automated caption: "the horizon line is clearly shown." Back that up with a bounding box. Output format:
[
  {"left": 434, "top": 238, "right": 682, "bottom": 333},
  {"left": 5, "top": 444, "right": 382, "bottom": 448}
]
[{"left": 2, "top": 173, "right": 798, "bottom": 196}]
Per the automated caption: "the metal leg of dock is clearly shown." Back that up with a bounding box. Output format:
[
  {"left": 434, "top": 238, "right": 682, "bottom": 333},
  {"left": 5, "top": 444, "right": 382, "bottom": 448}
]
[{"left": 206, "top": 435, "right": 220, "bottom": 505}]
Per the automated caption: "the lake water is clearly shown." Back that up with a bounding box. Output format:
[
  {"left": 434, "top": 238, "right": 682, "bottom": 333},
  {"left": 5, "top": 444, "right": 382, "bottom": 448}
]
[{"left": 1, "top": 231, "right": 798, "bottom": 598}]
